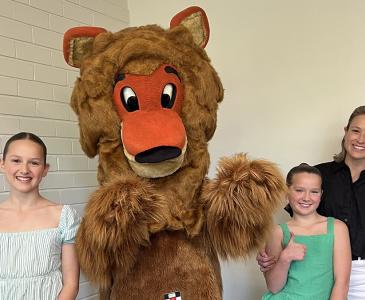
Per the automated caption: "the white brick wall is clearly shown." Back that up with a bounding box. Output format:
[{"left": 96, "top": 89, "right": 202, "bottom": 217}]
[{"left": 0, "top": 0, "right": 129, "bottom": 299}]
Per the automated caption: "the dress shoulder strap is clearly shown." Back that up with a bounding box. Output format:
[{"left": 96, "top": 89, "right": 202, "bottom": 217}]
[
  {"left": 326, "top": 217, "right": 335, "bottom": 235},
  {"left": 279, "top": 223, "right": 290, "bottom": 246}
]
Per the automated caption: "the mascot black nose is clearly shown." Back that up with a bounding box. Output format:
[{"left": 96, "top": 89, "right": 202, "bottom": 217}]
[{"left": 135, "top": 146, "right": 181, "bottom": 163}]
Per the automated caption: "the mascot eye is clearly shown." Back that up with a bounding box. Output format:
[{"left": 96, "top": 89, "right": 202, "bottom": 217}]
[
  {"left": 121, "top": 87, "right": 139, "bottom": 112},
  {"left": 161, "top": 83, "right": 176, "bottom": 109}
]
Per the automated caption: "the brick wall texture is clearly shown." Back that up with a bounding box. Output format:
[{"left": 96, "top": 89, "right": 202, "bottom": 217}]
[{"left": 0, "top": 0, "right": 129, "bottom": 299}]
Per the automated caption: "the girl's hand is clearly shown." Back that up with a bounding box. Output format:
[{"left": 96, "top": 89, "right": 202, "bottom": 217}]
[{"left": 281, "top": 232, "right": 306, "bottom": 262}]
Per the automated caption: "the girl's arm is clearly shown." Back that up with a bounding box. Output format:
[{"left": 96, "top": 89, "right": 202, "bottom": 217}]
[
  {"left": 330, "top": 220, "right": 351, "bottom": 300},
  {"left": 58, "top": 243, "right": 80, "bottom": 300},
  {"left": 264, "top": 226, "right": 306, "bottom": 293}
]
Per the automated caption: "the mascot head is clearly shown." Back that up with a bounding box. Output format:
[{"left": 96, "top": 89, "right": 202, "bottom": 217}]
[{"left": 63, "top": 7, "right": 223, "bottom": 182}]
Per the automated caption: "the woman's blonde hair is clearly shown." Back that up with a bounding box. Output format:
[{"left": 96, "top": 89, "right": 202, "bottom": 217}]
[{"left": 333, "top": 106, "right": 365, "bottom": 162}]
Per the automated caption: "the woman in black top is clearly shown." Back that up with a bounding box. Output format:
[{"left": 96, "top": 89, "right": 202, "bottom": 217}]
[{"left": 257, "top": 105, "right": 365, "bottom": 299}]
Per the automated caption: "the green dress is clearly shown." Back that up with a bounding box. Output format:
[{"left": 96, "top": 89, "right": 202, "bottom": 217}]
[{"left": 262, "top": 217, "right": 335, "bottom": 300}]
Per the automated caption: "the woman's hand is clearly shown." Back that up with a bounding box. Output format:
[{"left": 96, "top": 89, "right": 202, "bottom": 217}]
[{"left": 256, "top": 248, "right": 277, "bottom": 272}]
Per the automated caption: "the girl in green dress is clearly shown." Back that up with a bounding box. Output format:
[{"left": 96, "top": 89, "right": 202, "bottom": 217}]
[{"left": 262, "top": 163, "right": 351, "bottom": 300}]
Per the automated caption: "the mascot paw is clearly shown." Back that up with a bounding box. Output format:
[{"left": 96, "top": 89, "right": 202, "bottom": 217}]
[
  {"left": 76, "top": 175, "right": 168, "bottom": 287},
  {"left": 202, "top": 153, "right": 286, "bottom": 259}
]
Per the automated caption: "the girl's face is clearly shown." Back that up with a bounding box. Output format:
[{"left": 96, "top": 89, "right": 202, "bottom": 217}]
[
  {"left": 344, "top": 115, "right": 365, "bottom": 162},
  {"left": 0, "top": 139, "right": 49, "bottom": 194},
  {"left": 288, "top": 172, "right": 322, "bottom": 216}
]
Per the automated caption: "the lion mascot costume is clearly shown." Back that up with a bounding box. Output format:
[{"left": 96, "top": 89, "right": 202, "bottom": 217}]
[{"left": 63, "top": 6, "right": 286, "bottom": 300}]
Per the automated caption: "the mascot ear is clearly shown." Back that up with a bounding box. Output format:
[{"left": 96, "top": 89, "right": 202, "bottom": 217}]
[
  {"left": 63, "top": 26, "right": 107, "bottom": 68},
  {"left": 170, "top": 6, "right": 210, "bottom": 48}
]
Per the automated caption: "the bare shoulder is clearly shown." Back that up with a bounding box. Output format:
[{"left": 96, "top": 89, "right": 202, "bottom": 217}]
[
  {"left": 333, "top": 219, "right": 350, "bottom": 244},
  {"left": 333, "top": 218, "right": 349, "bottom": 232},
  {"left": 272, "top": 224, "right": 283, "bottom": 237},
  {"left": 266, "top": 224, "right": 283, "bottom": 240},
  {"left": 42, "top": 199, "right": 62, "bottom": 207},
  {"left": 0, "top": 199, "right": 11, "bottom": 209},
  {"left": 0, "top": 201, "right": 9, "bottom": 218},
  {"left": 40, "top": 200, "right": 64, "bottom": 220}
]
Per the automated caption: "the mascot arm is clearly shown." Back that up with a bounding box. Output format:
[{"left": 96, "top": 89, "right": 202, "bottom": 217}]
[
  {"left": 76, "top": 176, "right": 167, "bottom": 288},
  {"left": 202, "top": 153, "right": 286, "bottom": 259}
]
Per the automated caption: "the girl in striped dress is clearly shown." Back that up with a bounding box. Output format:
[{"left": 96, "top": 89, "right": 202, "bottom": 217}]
[{"left": 0, "top": 132, "right": 80, "bottom": 300}]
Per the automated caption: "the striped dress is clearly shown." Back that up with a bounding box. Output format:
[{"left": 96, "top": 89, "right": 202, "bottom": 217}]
[{"left": 0, "top": 205, "right": 80, "bottom": 300}]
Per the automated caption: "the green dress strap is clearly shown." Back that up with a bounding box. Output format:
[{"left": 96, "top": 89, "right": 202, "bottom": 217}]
[
  {"left": 280, "top": 217, "right": 334, "bottom": 246},
  {"left": 327, "top": 216, "right": 334, "bottom": 235},
  {"left": 279, "top": 223, "right": 291, "bottom": 246}
]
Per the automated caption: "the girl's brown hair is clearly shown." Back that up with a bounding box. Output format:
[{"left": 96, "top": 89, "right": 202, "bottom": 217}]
[
  {"left": 3, "top": 132, "right": 47, "bottom": 164},
  {"left": 286, "top": 163, "right": 322, "bottom": 186}
]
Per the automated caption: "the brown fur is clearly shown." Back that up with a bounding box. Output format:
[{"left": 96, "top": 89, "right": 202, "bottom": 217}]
[
  {"left": 202, "top": 154, "right": 286, "bottom": 259},
  {"left": 64, "top": 7, "right": 286, "bottom": 299},
  {"left": 76, "top": 175, "right": 168, "bottom": 288}
]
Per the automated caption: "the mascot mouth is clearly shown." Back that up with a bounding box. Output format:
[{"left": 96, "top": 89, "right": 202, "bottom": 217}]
[
  {"left": 123, "top": 138, "right": 187, "bottom": 178},
  {"left": 135, "top": 146, "right": 181, "bottom": 163}
]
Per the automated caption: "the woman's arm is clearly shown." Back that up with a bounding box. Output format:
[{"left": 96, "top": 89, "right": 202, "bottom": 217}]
[
  {"left": 58, "top": 243, "right": 80, "bottom": 300},
  {"left": 330, "top": 220, "right": 351, "bottom": 300},
  {"left": 264, "top": 226, "right": 306, "bottom": 293}
]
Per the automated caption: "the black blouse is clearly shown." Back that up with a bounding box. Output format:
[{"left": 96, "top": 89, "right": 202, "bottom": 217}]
[{"left": 316, "top": 161, "right": 365, "bottom": 259}]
